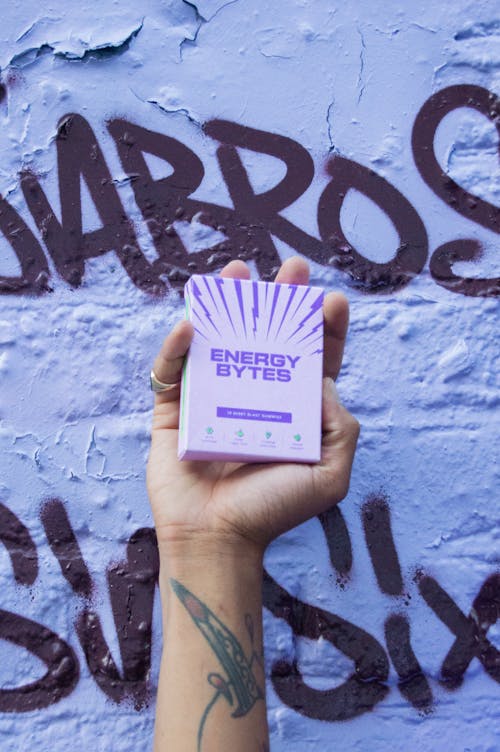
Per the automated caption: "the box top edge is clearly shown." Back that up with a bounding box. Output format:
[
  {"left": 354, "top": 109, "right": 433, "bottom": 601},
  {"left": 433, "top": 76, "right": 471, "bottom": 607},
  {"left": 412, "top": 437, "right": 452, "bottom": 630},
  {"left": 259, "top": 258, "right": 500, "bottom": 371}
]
[{"left": 185, "top": 273, "right": 324, "bottom": 295}]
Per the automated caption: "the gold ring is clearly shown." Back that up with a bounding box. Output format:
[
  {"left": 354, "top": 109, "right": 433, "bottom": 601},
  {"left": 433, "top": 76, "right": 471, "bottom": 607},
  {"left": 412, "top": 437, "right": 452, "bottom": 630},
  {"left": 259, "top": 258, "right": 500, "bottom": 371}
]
[{"left": 150, "top": 369, "right": 180, "bottom": 393}]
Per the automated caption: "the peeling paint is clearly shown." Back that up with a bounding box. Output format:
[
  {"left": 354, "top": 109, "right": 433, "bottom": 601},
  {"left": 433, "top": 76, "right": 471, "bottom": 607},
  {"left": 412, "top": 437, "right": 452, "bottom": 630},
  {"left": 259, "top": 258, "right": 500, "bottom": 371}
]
[
  {"left": 180, "top": 0, "right": 241, "bottom": 60},
  {"left": 5, "top": 20, "right": 144, "bottom": 69}
]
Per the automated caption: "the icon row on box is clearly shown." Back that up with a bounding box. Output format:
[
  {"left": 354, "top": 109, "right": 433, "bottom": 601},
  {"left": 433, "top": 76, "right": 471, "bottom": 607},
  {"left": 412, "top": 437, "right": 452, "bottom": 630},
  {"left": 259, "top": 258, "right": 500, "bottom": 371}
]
[{"left": 201, "top": 426, "right": 303, "bottom": 446}]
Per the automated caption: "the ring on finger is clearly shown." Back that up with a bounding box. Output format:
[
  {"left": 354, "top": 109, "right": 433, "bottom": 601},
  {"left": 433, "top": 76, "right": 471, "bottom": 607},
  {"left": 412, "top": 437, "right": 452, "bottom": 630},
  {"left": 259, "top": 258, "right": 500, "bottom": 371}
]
[{"left": 150, "top": 369, "right": 181, "bottom": 393}]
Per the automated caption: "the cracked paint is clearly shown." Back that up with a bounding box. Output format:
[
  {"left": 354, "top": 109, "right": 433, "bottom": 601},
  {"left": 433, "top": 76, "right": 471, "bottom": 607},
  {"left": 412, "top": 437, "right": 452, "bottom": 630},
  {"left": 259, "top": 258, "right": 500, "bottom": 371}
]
[
  {"left": 179, "top": 0, "right": 241, "bottom": 60},
  {"left": 131, "top": 84, "right": 202, "bottom": 127},
  {"left": 356, "top": 25, "right": 367, "bottom": 104},
  {"left": 326, "top": 98, "right": 336, "bottom": 153}
]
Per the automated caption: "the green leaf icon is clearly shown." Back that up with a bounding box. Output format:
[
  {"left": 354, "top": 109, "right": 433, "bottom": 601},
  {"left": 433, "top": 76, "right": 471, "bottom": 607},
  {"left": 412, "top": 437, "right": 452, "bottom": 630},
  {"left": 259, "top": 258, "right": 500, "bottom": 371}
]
[
  {"left": 294, "top": 434, "right": 301, "bottom": 442},
  {"left": 206, "top": 427, "right": 214, "bottom": 434},
  {"left": 265, "top": 431, "right": 272, "bottom": 439},
  {"left": 236, "top": 429, "right": 244, "bottom": 438}
]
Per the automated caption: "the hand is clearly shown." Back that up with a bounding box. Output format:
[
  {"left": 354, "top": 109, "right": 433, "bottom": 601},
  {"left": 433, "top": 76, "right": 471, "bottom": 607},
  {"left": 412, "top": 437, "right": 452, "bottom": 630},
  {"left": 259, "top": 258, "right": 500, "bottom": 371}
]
[{"left": 147, "top": 257, "right": 360, "bottom": 559}]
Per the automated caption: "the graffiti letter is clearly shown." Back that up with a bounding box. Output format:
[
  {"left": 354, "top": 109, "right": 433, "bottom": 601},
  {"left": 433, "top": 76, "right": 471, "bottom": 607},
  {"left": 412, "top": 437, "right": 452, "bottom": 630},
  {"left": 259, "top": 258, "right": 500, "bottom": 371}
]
[
  {"left": 0, "top": 611, "right": 79, "bottom": 712},
  {"left": 362, "top": 494, "right": 403, "bottom": 596},
  {"left": 108, "top": 118, "right": 211, "bottom": 288},
  {"left": 317, "top": 504, "right": 352, "bottom": 582},
  {"left": 0, "top": 195, "right": 50, "bottom": 295},
  {"left": 363, "top": 495, "right": 433, "bottom": 711},
  {"left": 205, "top": 120, "right": 315, "bottom": 279},
  {"left": 42, "top": 499, "right": 158, "bottom": 708},
  {"left": 21, "top": 114, "right": 160, "bottom": 294},
  {"left": 317, "top": 157, "right": 428, "bottom": 293},
  {"left": 41, "top": 498, "right": 92, "bottom": 597},
  {"left": 413, "top": 84, "right": 500, "bottom": 297},
  {"left": 419, "top": 573, "right": 500, "bottom": 687},
  {"left": 385, "top": 615, "right": 433, "bottom": 712},
  {"left": 0, "top": 503, "right": 78, "bottom": 711},
  {"left": 263, "top": 570, "right": 389, "bottom": 721}
]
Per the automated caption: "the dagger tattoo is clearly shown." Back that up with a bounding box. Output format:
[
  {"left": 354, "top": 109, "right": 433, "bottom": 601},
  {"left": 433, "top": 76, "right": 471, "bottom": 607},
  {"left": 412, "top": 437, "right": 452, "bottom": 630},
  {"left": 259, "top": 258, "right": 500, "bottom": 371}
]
[{"left": 170, "top": 578, "right": 265, "bottom": 751}]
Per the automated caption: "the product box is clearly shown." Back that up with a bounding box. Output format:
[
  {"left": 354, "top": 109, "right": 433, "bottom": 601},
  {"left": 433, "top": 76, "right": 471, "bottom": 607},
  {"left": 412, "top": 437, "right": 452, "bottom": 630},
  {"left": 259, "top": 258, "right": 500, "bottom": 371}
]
[{"left": 178, "top": 274, "right": 324, "bottom": 463}]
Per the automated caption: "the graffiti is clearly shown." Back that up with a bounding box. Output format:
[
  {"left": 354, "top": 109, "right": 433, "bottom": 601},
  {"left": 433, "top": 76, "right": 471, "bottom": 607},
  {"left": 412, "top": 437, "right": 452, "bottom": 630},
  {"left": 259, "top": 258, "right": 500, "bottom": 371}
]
[
  {"left": 0, "top": 84, "right": 498, "bottom": 298},
  {"left": 0, "top": 495, "right": 497, "bottom": 717},
  {"left": 42, "top": 499, "right": 158, "bottom": 709},
  {"left": 0, "top": 503, "right": 79, "bottom": 712}
]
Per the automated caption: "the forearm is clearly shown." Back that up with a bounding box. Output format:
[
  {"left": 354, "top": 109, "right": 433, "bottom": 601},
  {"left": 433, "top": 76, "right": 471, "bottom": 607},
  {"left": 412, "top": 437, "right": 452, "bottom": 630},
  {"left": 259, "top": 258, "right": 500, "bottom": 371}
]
[{"left": 154, "top": 538, "right": 268, "bottom": 752}]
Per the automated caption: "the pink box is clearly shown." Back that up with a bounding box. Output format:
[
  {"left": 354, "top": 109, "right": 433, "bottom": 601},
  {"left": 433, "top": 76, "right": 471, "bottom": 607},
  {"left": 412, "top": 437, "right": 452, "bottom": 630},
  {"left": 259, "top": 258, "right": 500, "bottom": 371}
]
[{"left": 178, "top": 274, "right": 324, "bottom": 463}]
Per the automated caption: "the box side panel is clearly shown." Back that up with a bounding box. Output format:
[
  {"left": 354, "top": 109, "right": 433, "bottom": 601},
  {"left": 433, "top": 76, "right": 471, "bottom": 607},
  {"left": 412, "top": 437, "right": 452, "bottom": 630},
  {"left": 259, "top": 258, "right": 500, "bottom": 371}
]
[{"left": 177, "top": 281, "right": 193, "bottom": 457}]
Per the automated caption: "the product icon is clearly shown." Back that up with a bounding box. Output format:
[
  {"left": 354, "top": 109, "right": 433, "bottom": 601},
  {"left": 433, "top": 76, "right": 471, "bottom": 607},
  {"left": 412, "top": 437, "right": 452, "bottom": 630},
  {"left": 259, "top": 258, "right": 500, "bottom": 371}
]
[
  {"left": 293, "top": 433, "right": 301, "bottom": 442},
  {"left": 265, "top": 431, "right": 272, "bottom": 439},
  {"left": 206, "top": 426, "right": 214, "bottom": 435},
  {"left": 236, "top": 429, "right": 244, "bottom": 438}
]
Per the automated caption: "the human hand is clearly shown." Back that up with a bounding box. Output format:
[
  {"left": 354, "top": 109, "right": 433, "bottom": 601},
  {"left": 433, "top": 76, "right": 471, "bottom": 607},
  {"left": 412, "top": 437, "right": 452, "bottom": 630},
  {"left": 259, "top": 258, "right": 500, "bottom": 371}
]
[{"left": 147, "top": 257, "right": 359, "bottom": 561}]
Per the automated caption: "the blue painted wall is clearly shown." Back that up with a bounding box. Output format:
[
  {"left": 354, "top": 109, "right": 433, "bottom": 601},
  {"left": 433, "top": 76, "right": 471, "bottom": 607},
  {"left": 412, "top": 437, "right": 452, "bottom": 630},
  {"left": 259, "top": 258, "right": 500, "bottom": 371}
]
[{"left": 0, "top": 1, "right": 498, "bottom": 749}]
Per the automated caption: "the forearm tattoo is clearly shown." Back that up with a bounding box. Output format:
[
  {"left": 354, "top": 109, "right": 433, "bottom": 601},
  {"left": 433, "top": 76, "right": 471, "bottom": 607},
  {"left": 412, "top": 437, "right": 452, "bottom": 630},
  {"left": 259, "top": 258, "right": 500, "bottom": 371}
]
[{"left": 170, "top": 579, "right": 265, "bottom": 752}]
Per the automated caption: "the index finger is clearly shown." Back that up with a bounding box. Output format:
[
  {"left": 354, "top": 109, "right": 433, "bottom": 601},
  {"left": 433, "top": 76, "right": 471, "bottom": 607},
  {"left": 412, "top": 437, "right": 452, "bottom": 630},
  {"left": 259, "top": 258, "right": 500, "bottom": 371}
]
[{"left": 152, "top": 260, "right": 251, "bottom": 405}]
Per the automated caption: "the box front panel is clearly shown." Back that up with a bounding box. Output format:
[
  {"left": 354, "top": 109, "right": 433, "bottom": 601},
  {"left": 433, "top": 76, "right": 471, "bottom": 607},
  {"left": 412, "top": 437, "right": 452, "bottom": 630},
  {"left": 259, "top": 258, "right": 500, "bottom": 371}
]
[{"left": 181, "top": 275, "right": 323, "bottom": 462}]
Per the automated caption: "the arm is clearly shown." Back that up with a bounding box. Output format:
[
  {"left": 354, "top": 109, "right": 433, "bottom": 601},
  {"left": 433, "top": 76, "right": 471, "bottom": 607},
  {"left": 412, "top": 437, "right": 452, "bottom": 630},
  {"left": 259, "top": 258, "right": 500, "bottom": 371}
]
[
  {"left": 155, "top": 539, "right": 267, "bottom": 752},
  {"left": 147, "top": 257, "right": 359, "bottom": 751}
]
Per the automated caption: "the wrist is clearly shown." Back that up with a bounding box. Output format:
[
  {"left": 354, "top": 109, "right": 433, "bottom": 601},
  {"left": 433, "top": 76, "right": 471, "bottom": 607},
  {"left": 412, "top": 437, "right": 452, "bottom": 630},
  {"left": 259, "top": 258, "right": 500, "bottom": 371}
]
[
  {"left": 157, "top": 531, "right": 264, "bottom": 594},
  {"left": 157, "top": 528, "right": 264, "bottom": 564}
]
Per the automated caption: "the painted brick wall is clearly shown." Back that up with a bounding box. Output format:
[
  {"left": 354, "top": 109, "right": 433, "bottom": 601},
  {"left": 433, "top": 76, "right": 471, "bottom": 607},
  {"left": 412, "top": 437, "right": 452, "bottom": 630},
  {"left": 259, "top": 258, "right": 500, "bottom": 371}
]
[{"left": 0, "top": 1, "right": 498, "bottom": 750}]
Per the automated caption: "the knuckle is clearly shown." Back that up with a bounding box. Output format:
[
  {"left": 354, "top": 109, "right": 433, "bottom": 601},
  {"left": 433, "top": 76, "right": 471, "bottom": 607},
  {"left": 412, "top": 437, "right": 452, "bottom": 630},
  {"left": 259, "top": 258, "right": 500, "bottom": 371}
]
[
  {"left": 350, "top": 415, "right": 361, "bottom": 440},
  {"left": 337, "top": 408, "right": 360, "bottom": 444}
]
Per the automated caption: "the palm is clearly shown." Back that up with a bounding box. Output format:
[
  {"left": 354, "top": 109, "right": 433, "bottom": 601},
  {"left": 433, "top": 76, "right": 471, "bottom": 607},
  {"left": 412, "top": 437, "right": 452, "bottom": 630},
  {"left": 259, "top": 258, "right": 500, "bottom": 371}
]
[{"left": 148, "top": 424, "right": 319, "bottom": 546}]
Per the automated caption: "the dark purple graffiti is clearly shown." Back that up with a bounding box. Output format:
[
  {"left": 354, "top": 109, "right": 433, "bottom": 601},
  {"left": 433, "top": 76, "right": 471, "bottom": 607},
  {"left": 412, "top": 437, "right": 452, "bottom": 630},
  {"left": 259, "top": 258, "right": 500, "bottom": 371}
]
[
  {"left": 21, "top": 115, "right": 159, "bottom": 295},
  {"left": 360, "top": 495, "right": 433, "bottom": 712},
  {"left": 264, "top": 572, "right": 390, "bottom": 721},
  {"left": 0, "top": 494, "right": 498, "bottom": 718},
  {"left": 318, "top": 156, "right": 428, "bottom": 292},
  {"left": 384, "top": 614, "right": 433, "bottom": 712},
  {"left": 418, "top": 573, "right": 500, "bottom": 689},
  {"left": 41, "top": 498, "right": 158, "bottom": 709},
  {"left": 41, "top": 498, "right": 93, "bottom": 597},
  {"left": 412, "top": 84, "right": 500, "bottom": 297},
  {"left": 0, "top": 611, "right": 79, "bottom": 712},
  {"left": 264, "top": 494, "right": 435, "bottom": 721},
  {"left": 362, "top": 494, "right": 403, "bottom": 596},
  {"left": 0, "top": 502, "right": 38, "bottom": 586},
  {"left": 0, "top": 505, "right": 78, "bottom": 712},
  {"left": 1, "top": 84, "right": 498, "bottom": 297},
  {"left": 317, "top": 505, "right": 352, "bottom": 584}
]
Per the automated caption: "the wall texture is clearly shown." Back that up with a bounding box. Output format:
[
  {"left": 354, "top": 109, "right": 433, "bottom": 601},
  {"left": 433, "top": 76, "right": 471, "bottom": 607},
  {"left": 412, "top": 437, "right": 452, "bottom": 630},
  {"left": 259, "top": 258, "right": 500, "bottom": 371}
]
[{"left": 0, "top": 1, "right": 498, "bottom": 750}]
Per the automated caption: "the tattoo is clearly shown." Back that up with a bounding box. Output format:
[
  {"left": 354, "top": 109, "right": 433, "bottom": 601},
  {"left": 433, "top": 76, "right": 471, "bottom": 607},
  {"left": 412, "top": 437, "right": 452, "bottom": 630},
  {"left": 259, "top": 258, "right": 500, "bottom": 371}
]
[
  {"left": 170, "top": 579, "right": 265, "bottom": 752},
  {"left": 246, "top": 612, "right": 264, "bottom": 670}
]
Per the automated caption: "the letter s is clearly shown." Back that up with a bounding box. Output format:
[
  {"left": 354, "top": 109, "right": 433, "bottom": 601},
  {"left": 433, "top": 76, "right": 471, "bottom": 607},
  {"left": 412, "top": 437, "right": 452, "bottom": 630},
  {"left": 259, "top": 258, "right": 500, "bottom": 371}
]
[
  {"left": 412, "top": 84, "right": 500, "bottom": 297},
  {"left": 277, "top": 369, "right": 291, "bottom": 382}
]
